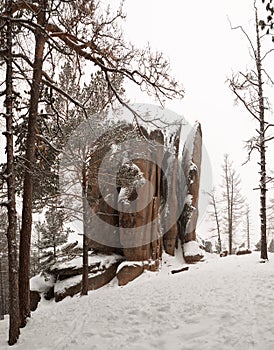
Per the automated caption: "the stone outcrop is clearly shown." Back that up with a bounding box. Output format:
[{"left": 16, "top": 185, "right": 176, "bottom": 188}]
[
  {"left": 84, "top": 121, "right": 204, "bottom": 285},
  {"left": 33, "top": 120, "right": 204, "bottom": 305},
  {"left": 38, "top": 119, "right": 203, "bottom": 301},
  {"left": 54, "top": 260, "right": 121, "bottom": 302},
  {"left": 179, "top": 125, "right": 202, "bottom": 245},
  {"left": 36, "top": 253, "right": 125, "bottom": 302},
  {"left": 49, "top": 257, "right": 101, "bottom": 280}
]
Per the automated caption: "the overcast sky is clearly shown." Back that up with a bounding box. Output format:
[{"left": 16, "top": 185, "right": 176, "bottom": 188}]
[{"left": 118, "top": 0, "right": 274, "bottom": 244}]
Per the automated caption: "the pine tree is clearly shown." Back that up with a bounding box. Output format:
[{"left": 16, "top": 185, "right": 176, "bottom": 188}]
[{"left": 35, "top": 207, "right": 70, "bottom": 271}]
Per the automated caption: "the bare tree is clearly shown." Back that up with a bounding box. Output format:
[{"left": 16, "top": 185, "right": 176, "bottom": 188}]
[
  {"left": 220, "top": 154, "right": 245, "bottom": 255},
  {"left": 207, "top": 188, "right": 222, "bottom": 253},
  {"left": 227, "top": 3, "right": 273, "bottom": 260}
]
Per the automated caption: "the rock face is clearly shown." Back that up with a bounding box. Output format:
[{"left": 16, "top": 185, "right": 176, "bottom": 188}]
[
  {"left": 54, "top": 260, "right": 121, "bottom": 302},
  {"left": 48, "top": 253, "right": 124, "bottom": 301},
  {"left": 84, "top": 121, "right": 204, "bottom": 285},
  {"left": 31, "top": 254, "right": 124, "bottom": 304}
]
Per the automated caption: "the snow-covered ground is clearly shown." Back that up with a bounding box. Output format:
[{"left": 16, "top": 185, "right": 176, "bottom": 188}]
[{"left": 1, "top": 251, "right": 274, "bottom": 350}]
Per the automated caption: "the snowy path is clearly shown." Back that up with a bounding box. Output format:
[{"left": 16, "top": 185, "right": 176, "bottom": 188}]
[{"left": 1, "top": 252, "right": 274, "bottom": 350}]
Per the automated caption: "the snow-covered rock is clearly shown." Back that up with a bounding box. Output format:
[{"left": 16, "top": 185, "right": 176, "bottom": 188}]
[
  {"left": 183, "top": 240, "right": 204, "bottom": 263},
  {"left": 30, "top": 273, "right": 55, "bottom": 293},
  {"left": 52, "top": 254, "right": 124, "bottom": 302}
]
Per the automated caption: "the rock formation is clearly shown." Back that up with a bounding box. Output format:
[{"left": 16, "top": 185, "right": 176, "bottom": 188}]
[
  {"left": 86, "top": 121, "right": 204, "bottom": 285},
  {"left": 31, "top": 120, "right": 204, "bottom": 304}
]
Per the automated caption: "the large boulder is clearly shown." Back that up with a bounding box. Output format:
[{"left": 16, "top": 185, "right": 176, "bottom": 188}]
[
  {"left": 183, "top": 241, "right": 204, "bottom": 264},
  {"left": 117, "top": 264, "right": 145, "bottom": 286}
]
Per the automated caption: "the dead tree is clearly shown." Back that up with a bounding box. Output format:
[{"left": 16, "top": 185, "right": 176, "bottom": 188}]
[
  {"left": 207, "top": 188, "right": 222, "bottom": 253},
  {"left": 220, "top": 154, "right": 244, "bottom": 255},
  {"left": 228, "top": 3, "right": 274, "bottom": 260}
]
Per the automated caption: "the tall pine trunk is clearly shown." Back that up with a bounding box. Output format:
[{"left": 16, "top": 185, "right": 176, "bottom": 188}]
[
  {"left": 4, "top": 0, "right": 20, "bottom": 344},
  {"left": 81, "top": 163, "right": 89, "bottom": 296},
  {"left": 255, "top": 9, "right": 268, "bottom": 260},
  {"left": 19, "top": 0, "right": 47, "bottom": 327}
]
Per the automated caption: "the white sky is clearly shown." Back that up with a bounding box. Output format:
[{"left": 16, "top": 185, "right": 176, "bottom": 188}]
[{"left": 118, "top": 0, "right": 274, "bottom": 244}]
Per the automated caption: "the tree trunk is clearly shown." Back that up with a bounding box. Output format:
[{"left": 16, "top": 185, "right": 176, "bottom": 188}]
[
  {"left": 4, "top": 0, "right": 20, "bottom": 344},
  {"left": 255, "top": 8, "right": 268, "bottom": 260},
  {"left": 229, "top": 179, "right": 234, "bottom": 255},
  {"left": 0, "top": 260, "right": 4, "bottom": 320},
  {"left": 19, "top": 0, "right": 47, "bottom": 327},
  {"left": 224, "top": 156, "right": 232, "bottom": 255},
  {"left": 81, "top": 163, "right": 89, "bottom": 296},
  {"left": 247, "top": 215, "right": 250, "bottom": 250},
  {"left": 212, "top": 193, "right": 222, "bottom": 253}
]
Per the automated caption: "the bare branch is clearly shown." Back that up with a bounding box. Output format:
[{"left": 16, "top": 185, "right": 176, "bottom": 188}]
[{"left": 227, "top": 16, "right": 256, "bottom": 59}]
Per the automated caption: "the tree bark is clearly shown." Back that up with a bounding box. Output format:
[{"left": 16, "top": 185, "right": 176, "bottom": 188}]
[
  {"left": 4, "top": 0, "right": 20, "bottom": 344},
  {"left": 19, "top": 0, "right": 47, "bottom": 327},
  {"left": 224, "top": 155, "right": 232, "bottom": 255},
  {"left": 81, "top": 162, "right": 89, "bottom": 296},
  {"left": 246, "top": 207, "right": 250, "bottom": 250},
  {"left": 255, "top": 8, "right": 268, "bottom": 260},
  {"left": 211, "top": 193, "right": 222, "bottom": 253},
  {"left": 0, "top": 259, "right": 4, "bottom": 321}
]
